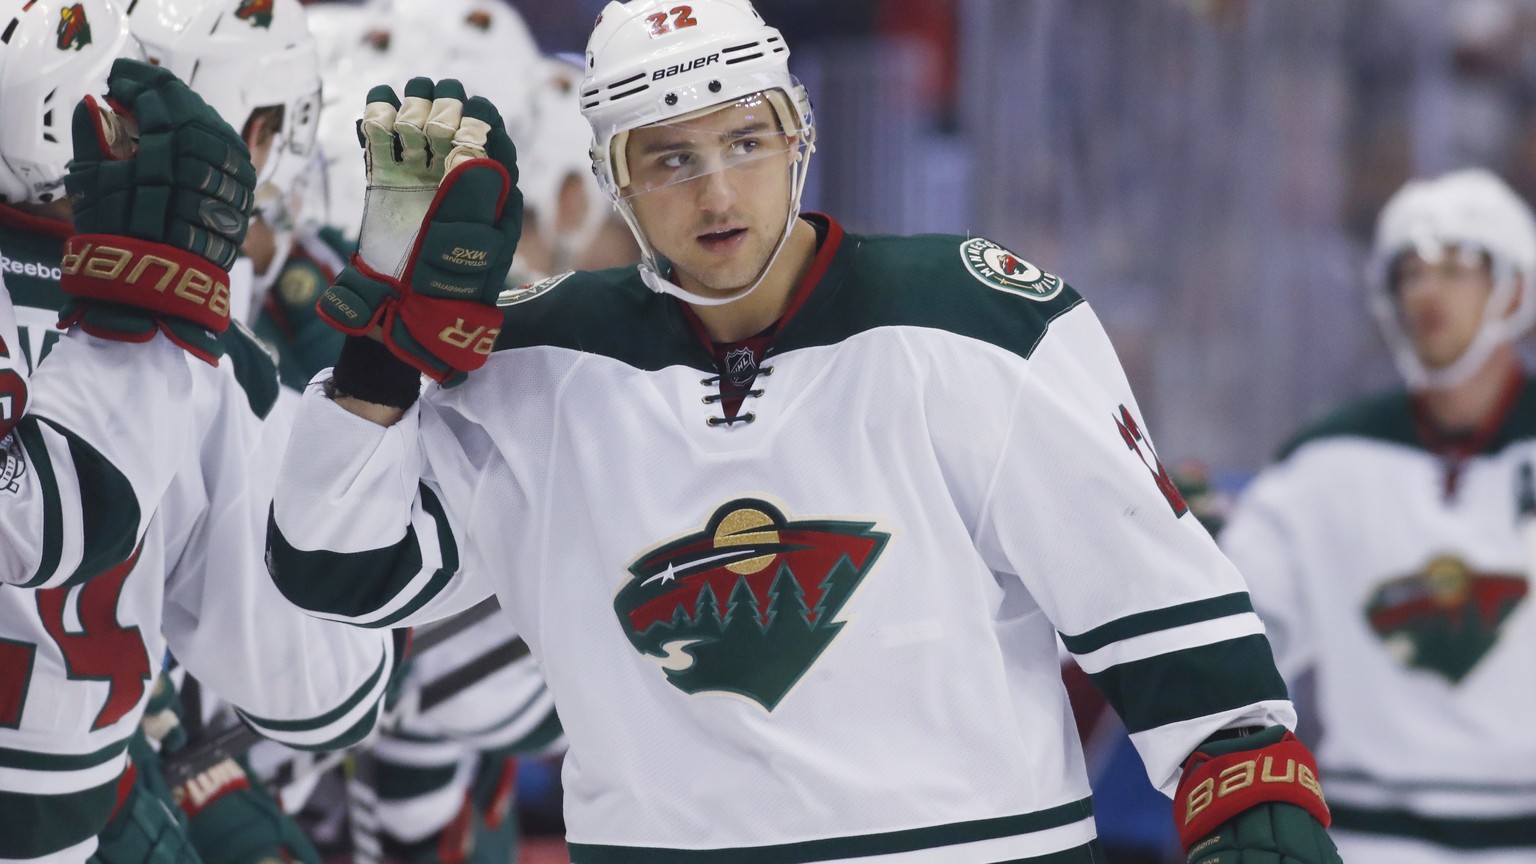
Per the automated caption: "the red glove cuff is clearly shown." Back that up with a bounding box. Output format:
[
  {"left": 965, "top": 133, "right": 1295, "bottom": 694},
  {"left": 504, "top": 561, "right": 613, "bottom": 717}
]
[
  {"left": 1174, "top": 730, "right": 1331, "bottom": 851},
  {"left": 174, "top": 758, "right": 251, "bottom": 820},
  {"left": 61, "top": 234, "right": 231, "bottom": 334},
  {"left": 386, "top": 292, "right": 502, "bottom": 382}
]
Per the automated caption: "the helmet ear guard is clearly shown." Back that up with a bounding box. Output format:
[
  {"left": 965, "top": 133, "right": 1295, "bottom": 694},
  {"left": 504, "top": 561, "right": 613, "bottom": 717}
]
[{"left": 579, "top": 0, "right": 817, "bottom": 307}]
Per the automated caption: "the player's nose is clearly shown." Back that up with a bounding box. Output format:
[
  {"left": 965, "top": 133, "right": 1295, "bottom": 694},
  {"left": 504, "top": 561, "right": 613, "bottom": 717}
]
[{"left": 693, "top": 165, "right": 736, "bottom": 213}]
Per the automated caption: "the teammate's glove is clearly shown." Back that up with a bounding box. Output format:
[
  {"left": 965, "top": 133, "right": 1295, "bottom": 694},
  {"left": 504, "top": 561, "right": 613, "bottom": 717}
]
[
  {"left": 1175, "top": 726, "right": 1341, "bottom": 863},
  {"left": 175, "top": 757, "right": 321, "bottom": 864},
  {"left": 316, "top": 77, "right": 521, "bottom": 387},
  {"left": 60, "top": 58, "right": 256, "bottom": 365}
]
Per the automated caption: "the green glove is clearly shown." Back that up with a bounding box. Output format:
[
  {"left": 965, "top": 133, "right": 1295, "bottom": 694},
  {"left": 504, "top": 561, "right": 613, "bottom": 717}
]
[
  {"left": 1185, "top": 800, "right": 1343, "bottom": 864},
  {"left": 90, "top": 732, "right": 202, "bottom": 864},
  {"left": 60, "top": 57, "right": 256, "bottom": 363},
  {"left": 316, "top": 77, "right": 521, "bottom": 387},
  {"left": 176, "top": 758, "right": 321, "bottom": 864},
  {"left": 1176, "top": 726, "right": 1342, "bottom": 864}
]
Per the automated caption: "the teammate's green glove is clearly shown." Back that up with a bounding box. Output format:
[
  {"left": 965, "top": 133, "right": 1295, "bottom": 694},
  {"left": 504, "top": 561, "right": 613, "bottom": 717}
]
[
  {"left": 61, "top": 58, "right": 256, "bottom": 364},
  {"left": 175, "top": 758, "right": 321, "bottom": 864},
  {"left": 90, "top": 733, "right": 201, "bottom": 864},
  {"left": 1175, "top": 726, "right": 1341, "bottom": 864},
  {"left": 316, "top": 77, "right": 521, "bottom": 387}
]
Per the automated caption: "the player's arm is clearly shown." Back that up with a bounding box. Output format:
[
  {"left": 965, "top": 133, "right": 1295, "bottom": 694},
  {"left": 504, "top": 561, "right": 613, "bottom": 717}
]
[
  {"left": 0, "top": 59, "right": 256, "bottom": 589},
  {"left": 162, "top": 358, "right": 399, "bottom": 752},
  {"left": 1219, "top": 468, "right": 1318, "bottom": 683},
  {"left": 267, "top": 77, "right": 518, "bottom": 627},
  {"left": 963, "top": 297, "right": 1338, "bottom": 862}
]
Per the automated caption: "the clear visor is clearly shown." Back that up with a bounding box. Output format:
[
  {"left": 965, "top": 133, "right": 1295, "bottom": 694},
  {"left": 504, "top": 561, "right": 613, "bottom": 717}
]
[
  {"left": 1387, "top": 241, "right": 1491, "bottom": 295},
  {"left": 616, "top": 90, "right": 806, "bottom": 201}
]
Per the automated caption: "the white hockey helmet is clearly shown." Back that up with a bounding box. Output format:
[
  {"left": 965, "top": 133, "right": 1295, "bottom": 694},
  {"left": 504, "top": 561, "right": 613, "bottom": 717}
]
[
  {"left": 128, "top": 0, "right": 321, "bottom": 197},
  {"left": 0, "top": 0, "right": 135, "bottom": 204},
  {"left": 580, "top": 0, "right": 815, "bottom": 306},
  {"left": 1368, "top": 168, "right": 1536, "bottom": 388}
]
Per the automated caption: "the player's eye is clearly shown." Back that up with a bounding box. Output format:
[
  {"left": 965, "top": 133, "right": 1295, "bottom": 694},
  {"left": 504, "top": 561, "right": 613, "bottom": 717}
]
[
  {"left": 659, "top": 151, "right": 693, "bottom": 170},
  {"left": 728, "top": 136, "right": 761, "bottom": 156}
]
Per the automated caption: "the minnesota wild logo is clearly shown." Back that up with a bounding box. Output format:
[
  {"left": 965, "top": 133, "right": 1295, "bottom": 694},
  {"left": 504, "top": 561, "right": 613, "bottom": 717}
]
[
  {"left": 1366, "top": 554, "right": 1528, "bottom": 683},
  {"left": 56, "top": 4, "right": 91, "bottom": 50},
  {"left": 234, "top": 0, "right": 274, "bottom": 28},
  {"left": 615, "top": 499, "right": 889, "bottom": 710},
  {"left": 959, "top": 238, "right": 1062, "bottom": 301}
]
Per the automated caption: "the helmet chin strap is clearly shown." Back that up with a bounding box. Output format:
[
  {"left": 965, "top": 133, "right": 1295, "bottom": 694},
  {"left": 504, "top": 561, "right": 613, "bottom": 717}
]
[
  {"left": 1383, "top": 264, "right": 1525, "bottom": 390},
  {"left": 633, "top": 204, "right": 796, "bottom": 307}
]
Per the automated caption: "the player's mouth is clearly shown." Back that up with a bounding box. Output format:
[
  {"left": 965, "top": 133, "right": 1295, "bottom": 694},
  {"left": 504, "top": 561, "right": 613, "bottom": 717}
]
[{"left": 697, "top": 227, "right": 748, "bottom": 253}]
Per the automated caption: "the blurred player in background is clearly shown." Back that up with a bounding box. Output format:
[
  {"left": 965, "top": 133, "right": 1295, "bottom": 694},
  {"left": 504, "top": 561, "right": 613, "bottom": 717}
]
[{"left": 1224, "top": 168, "right": 1536, "bottom": 863}]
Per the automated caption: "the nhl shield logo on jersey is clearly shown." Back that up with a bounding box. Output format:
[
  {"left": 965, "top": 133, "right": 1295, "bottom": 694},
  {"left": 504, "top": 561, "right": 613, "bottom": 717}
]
[
  {"left": 56, "top": 4, "right": 92, "bottom": 50},
  {"left": 960, "top": 238, "right": 1063, "bottom": 301},
  {"left": 234, "top": 0, "right": 275, "bottom": 28},
  {"left": 723, "top": 346, "right": 757, "bottom": 385},
  {"left": 615, "top": 499, "right": 889, "bottom": 710},
  {"left": 1365, "top": 554, "right": 1528, "bottom": 683},
  {"left": 0, "top": 429, "right": 26, "bottom": 494}
]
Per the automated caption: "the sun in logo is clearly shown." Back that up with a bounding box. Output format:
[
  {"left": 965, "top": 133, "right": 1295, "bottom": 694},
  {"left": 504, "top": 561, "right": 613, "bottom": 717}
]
[{"left": 56, "top": 4, "right": 92, "bottom": 51}]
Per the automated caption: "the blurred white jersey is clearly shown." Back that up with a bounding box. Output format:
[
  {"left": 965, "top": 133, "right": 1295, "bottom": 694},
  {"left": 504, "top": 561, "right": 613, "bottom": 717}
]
[{"left": 1223, "top": 384, "right": 1536, "bottom": 861}]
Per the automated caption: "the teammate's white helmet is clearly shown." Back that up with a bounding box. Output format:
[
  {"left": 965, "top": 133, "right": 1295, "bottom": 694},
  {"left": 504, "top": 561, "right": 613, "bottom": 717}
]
[
  {"left": 1368, "top": 168, "right": 1536, "bottom": 388},
  {"left": 580, "top": 0, "right": 815, "bottom": 306},
  {"left": 127, "top": 0, "right": 321, "bottom": 196},
  {"left": 0, "top": 0, "right": 134, "bottom": 204}
]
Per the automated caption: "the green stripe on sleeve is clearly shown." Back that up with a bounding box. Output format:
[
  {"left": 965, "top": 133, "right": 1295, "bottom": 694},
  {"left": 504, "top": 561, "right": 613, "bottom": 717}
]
[
  {"left": 237, "top": 650, "right": 386, "bottom": 749},
  {"left": 46, "top": 418, "right": 140, "bottom": 588},
  {"left": 266, "top": 485, "right": 459, "bottom": 624},
  {"left": 0, "top": 736, "right": 130, "bottom": 771},
  {"left": 1059, "top": 592, "right": 1254, "bottom": 655},
  {"left": 0, "top": 775, "right": 118, "bottom": 858},
  {"left": 567, "top": 799, "right": 1094, "bottom": 864},
  {"left": 14, "top": 418, "right": 63, "bottom": 587},
  {"left": 1086, "top": 634, "right": 1288, "bottom": 734},
  {"left": 509, "top": 708, "right": 564, "bottom": 756},
  {"left": 372, "top": 761, "right": 460, "bottom": 801},
  {"left": 1331, "top": 804, "right": 1536, "bottom": 850}
]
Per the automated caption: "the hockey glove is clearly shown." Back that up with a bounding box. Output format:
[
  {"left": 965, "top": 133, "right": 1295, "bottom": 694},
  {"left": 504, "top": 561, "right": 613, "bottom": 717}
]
[
  {"left": 316, "top": 77, "right": 521, "bottom": 387},
  {"left": 91, "top": 733, "right": 201, "bottom": 864},
  {"left": 61, "top": 58, "right": 256, "bottom": 365},
  {"left": 1175, "top": 726, "right": 1341, "bottom": 864},
  {"left": 175, "top": 757, "right": 321, "bottom": 864}
]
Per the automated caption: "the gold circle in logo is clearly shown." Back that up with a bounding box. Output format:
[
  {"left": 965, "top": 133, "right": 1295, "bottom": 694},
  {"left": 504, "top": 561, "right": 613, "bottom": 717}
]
[
  {"left": 1423, "top": 555, "right": 1471, "bottom": 607},
  {"left": 714, "top": 508, "right": 779, "bottom": 575},
  {"left": 278, "top": 265, "right": 320, "bottom": 306}
]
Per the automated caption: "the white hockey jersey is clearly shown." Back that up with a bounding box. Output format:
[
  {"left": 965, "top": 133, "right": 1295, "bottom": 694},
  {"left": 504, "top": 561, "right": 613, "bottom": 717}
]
[
  {"left": 1222, "top": 383, "right": 1536, "bottom": 861},
  {"left": 270, "top": 217, "right": 1297, "bottom": 864},
  {"left": 0, "top": 231, "right": 394, "bottom": 862}
]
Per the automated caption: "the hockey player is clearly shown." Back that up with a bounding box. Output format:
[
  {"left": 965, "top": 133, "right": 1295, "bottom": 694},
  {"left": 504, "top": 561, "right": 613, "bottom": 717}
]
[
  {"left": 1222, "top": 168, "right": 1536, "bottom": 864},
  {"left": 266, "top": 1, "right": 1342, "bottom": 861},
  {"left": 0, "top": 3, "right": 395, "bottom": 860}
]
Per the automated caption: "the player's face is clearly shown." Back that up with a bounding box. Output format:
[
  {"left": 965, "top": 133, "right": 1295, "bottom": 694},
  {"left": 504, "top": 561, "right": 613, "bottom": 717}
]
[
  {"left": 622, "top": 99, "right": 798, "bottom": 298},
  {"left": 1391, "top": 247, "right": 1495, "bottom": 370}
]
